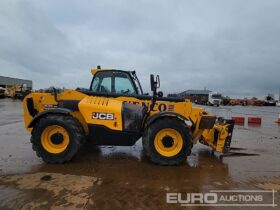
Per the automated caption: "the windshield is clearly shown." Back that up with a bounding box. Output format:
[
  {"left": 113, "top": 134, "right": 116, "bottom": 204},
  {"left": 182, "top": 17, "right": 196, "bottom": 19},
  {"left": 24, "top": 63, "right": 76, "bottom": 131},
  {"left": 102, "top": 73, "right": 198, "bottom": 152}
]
[{"left": 211, "top": 94, "right": 222, "bottom": 99}]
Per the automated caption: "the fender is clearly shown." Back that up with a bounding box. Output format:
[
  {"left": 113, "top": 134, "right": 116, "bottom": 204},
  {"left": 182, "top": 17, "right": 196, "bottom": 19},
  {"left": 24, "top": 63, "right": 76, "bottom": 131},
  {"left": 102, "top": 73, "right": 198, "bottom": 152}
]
[
  {"left": 145, "top": 111, "right": 192, "bottom": 128},
  {"left": 28, "top": 108, "right": 72, "bottom": 128}
]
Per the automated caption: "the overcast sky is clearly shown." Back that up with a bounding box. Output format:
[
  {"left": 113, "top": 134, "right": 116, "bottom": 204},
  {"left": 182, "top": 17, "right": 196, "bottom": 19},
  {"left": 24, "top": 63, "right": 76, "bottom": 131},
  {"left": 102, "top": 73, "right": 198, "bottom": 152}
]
[{"left": 0, "top": 0, "right": 280, "bottom": 98}]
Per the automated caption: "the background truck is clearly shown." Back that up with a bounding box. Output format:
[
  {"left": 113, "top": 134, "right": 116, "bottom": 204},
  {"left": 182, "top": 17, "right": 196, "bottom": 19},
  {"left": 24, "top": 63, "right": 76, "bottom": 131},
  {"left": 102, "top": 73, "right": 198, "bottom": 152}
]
[{"left": 208, "top": 92, "right": 222, "bottom": 106}]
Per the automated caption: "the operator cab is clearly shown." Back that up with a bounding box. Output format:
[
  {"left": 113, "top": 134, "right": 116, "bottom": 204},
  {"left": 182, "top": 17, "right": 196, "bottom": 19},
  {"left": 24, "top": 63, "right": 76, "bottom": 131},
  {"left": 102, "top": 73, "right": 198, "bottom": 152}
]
[
  {"left": 90, "top": 70, "right": 143, "bottom": 95},
  {"left": 77, "top": 67, "right": 184, "bottom": 102}
]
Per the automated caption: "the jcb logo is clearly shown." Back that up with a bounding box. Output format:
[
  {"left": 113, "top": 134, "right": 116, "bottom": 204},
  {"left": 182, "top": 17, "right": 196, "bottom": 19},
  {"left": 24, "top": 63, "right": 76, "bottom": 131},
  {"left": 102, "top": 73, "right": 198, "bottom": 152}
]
[{"left": 92, "top": 112, "right": 114, "bottom": 120}]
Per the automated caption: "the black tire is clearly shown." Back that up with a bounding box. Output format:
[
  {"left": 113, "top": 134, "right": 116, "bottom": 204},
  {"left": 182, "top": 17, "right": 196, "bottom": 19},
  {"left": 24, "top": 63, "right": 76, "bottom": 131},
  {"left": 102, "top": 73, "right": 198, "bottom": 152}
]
[
  {"left": 142, "top": 117, "right": 192, "bottom": 166},
  {"left": 31, "top": 114, "right": 85, "bottom": 163}
]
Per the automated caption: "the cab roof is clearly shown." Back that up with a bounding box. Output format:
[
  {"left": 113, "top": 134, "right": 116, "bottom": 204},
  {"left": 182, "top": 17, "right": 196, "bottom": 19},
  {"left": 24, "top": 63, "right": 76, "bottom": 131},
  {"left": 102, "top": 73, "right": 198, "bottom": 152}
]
[{"left": 91, "top": 67, "right": 132, "bottom": 75}]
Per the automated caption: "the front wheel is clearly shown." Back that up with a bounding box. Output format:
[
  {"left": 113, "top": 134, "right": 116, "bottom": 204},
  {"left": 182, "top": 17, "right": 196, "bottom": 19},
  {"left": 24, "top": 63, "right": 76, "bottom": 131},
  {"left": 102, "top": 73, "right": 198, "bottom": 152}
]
[
  {"left": 142, "top": 118, "right": 192, "bottom": 165},
  {"left": 31, "top": 114, "right": 85, "bottom": 163}
]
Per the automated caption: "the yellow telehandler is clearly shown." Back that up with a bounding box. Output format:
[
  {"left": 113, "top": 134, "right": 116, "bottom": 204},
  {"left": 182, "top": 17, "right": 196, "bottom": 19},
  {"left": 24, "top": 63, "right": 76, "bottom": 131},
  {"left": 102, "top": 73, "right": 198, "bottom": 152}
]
[
  {"left": 23, "top": 67, "right": 234, "bottom": 165},
  {"left": 7, "top": 84, "right": 30, "bottom": 100}
]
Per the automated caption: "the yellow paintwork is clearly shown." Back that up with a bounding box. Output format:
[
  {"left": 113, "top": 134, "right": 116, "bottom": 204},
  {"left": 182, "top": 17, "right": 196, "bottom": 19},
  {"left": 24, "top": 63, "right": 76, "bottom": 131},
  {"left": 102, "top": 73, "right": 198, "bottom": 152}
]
[
  {"left": 23, "top": 93, "right": 57, "bottom": 132},
  {"left": 59, "top": 90, "right": 88, "bottom": 101},
  {"left": 6, "top": 85, "right": 23, "bottom": 98},
  {"left": 23, "top": 91, "right": 89, "bottom": 133},
  {"left": 23, "top": 69, "right": 233, "bottom": 154},
  {"left": 91, "top": 68, "right": 113, "bottom": 75},
  {"left": 154, "top": 128, "right": 183, "bottom": 157},
  {"left": 79, "top": 96, "right": 123, "bottom": 130},
  {"left": 25, "top": 91, "right": 200, "bottom": 134},
  {"left": 200, "top": 124, "right": 230, "bottom": 152},
  {"left": 41, "top": 125, "right": 69, "bottom": 154},
  {"left": 23, "top": 89, "right": 230, "bottom": 153}
]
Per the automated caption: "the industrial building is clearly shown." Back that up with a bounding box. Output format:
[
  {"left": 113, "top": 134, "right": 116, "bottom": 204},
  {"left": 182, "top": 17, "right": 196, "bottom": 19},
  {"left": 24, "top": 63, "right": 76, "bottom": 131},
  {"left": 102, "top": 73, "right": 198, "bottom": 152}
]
[
  {"left": 0, "top": 76, "right": 32, "bottom": 90},
  {"left": 168, "top": 89, "right": 212, "bottom": 104}
]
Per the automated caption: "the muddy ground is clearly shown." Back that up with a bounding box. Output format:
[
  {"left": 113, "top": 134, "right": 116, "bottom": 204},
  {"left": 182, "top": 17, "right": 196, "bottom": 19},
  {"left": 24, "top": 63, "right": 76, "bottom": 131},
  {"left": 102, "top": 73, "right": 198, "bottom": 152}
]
[{"left": 0, "top": 98, "right": 279, "bottom": 209}]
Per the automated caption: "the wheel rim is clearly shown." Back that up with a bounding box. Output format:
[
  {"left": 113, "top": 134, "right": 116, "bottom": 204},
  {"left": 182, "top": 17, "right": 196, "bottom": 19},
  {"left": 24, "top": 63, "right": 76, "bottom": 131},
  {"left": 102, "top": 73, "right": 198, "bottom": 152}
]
[
  {"left": 41, "top": 125, "right": 70, "bottom": 154},
  {"left": 154, "top": 128, "right": 183, "bottom": 157}
]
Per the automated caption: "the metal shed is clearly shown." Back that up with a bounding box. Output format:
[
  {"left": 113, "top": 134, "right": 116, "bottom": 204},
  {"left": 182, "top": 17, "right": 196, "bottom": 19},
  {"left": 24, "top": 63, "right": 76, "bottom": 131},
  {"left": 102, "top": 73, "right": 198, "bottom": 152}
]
[
  {"left": 178, "top": 89, "right": 212, "bottom": 104},
  {"left": 0, "top": 76, "right": 32, "bottom": 90}
]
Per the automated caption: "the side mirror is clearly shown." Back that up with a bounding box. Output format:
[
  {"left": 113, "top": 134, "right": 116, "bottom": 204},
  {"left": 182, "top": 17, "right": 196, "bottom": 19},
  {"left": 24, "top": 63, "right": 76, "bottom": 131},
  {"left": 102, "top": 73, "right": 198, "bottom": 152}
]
[
  {"left": 150, "top": 74, "right": 155, "bottom": 91},
  {"left": 156, "top": 75, "right": 160, "bottom": 88},
  {"left": 149, "top": 74, "right": 161, "bottom": 111},
  {"left": 150, "top": 74, "right": 160, "bottom": 91}
]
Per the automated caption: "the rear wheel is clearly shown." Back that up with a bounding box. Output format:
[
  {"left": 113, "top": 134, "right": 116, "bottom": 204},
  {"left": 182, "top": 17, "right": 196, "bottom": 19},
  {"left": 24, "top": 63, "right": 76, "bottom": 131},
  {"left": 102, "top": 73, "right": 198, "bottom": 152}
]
[
  {"left": 31, "top": 114, "right": 85, "bottom": 163},
  {"left": 142, "top": 118, "right": 192, "bottom": 165}
]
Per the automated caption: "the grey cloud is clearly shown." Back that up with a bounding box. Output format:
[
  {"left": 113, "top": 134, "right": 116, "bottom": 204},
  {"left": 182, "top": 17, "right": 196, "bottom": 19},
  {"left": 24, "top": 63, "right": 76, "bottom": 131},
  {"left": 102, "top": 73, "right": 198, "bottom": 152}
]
[{"left": 0, "top": 0, "right": 279, "bottom": 98}]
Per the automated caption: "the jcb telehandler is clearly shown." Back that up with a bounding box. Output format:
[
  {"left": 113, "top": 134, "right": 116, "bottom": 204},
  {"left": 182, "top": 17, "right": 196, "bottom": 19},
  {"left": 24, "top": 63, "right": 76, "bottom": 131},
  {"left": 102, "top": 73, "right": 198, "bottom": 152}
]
[{"left": 23, "top": 67, "right": 234, "bottom": 165}]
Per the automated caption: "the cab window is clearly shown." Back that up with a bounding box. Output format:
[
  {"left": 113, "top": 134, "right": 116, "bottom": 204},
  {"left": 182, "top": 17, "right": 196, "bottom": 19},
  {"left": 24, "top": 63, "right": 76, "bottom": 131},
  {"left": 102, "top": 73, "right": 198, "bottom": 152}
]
[
  {"left": 91, "top": 71, "right": 112, "bottom": 93},
  {"left": 114, "top": 72, "right": 136, "bottom": 95},
  {"left": 100, "top": 77, "right": 111, "bottom": 93},
  {"left": 90, "top": 71, "right": 137, "bottom": 95}
]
